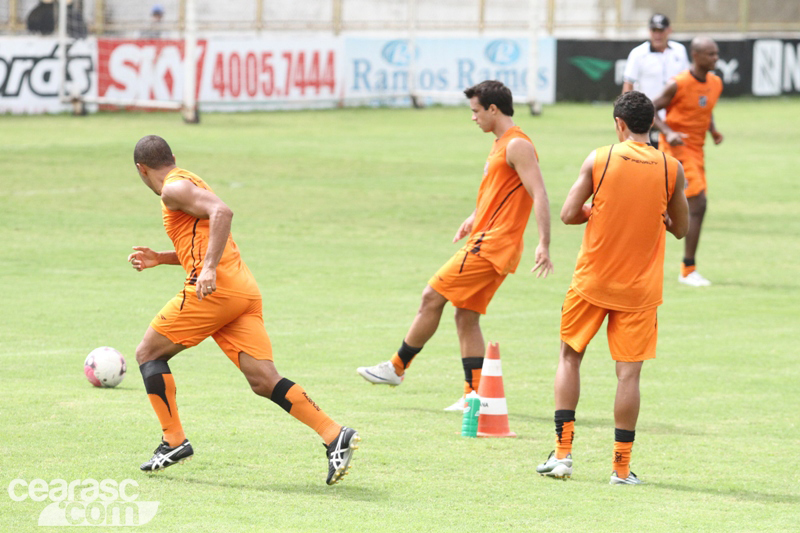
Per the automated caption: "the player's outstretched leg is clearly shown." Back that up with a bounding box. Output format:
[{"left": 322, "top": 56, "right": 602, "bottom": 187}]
[
  {"left": 358, "top": 285, "right": 447, "bottom": 387},
  {"left": 239, "top": 353, "right": 359, "bottom": 485},
  {"left": 136, "top": 328, "right": 193, "bottom": 472}
]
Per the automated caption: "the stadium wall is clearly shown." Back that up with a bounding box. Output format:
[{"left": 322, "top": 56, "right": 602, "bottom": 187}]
[{"left": 2, "top": 35, "right": 800, "bottom": 114}]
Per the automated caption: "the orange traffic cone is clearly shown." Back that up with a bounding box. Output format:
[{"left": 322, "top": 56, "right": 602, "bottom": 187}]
[{"left": 476, "top": 342, "right": 516, "bottom": 438}]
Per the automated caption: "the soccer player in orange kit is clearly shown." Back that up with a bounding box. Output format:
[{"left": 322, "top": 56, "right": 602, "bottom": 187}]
[
  {"left": 536, "top": 91, "right": 688, "bottom": 484},
  {"left": 356, "top": 80, "right": 553, "bottom": 411},
  {"left": 128, "top": 135, "right": 358, "bottom": 485},
  {"left": 653, "top": 37, "right": 724, "bottom": 287}
]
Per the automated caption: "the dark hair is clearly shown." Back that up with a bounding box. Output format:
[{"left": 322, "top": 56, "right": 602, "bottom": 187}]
[
  {"left": 464, "top": 80, "right": 514, "bottom": 116},
  {"left": 133, "top": 135, "right": 174, "bottom": 169},
  {"left": 613, "top": 91, "right": 655, "bottom": 134}
]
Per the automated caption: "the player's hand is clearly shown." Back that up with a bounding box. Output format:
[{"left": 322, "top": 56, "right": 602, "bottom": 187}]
[
  {"left": 195, "top": 267, "right": 217, "bottom": 301},
  {"left": 666, "top": 131, "right": 688, "bottom": 146},
  {"left": 531, "top": 243, "right": 554, "bottom": 279},
  {"left": 711, "top": 130, "right": 724, "bottom": 145},
  {"left": 128, "top": 246, "right": 160, "bottom": 271},
  {"left": 453, "top": 213, "right": 475, "bottom": 243}
]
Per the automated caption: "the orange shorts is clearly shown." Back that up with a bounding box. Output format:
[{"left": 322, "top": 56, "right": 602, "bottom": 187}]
[
  {"left": 151, "top": 288, "right": 273, "bottom": 367},
  {"left": 662, "top": 143, "right": 706, "bottom": 198},
  {"left": 428, "top": 250, "right": 507, "bottom": 315},
  {"left": 560, "top": 288, "right": 657, "bottom": 362}
]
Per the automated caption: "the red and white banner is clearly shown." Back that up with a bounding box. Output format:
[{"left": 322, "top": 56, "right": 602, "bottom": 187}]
[
  {"left": 96, "top": 37, "right": 340, "bottom": 109},
  {"left": 97, "top": 39, "right": 206, "bottom": 102},
  {"left": 201, "top": 39, "right": 340, "bottom": 105}
]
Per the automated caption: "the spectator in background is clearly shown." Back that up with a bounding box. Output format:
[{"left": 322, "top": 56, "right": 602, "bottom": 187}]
[
  {"left": 140, "top": 4, "right": 165, "bottom": 38},
  {"left": 27, "top": 0, "right": 56, "bottom": 35},
  {"left": 26, "top": 0, "right": 87, "bottom": 38},
  {"left": 621, "top": 14, "right": 689, "bottom": 148}
]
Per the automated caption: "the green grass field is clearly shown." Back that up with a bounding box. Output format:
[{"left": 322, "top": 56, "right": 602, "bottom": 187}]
[{"left": 1, "top": 98, "right": 799, "bottom": 532}]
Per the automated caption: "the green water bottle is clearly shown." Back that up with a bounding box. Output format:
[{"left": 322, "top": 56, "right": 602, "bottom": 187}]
[{"left": 461, "top": 391, "right": 480, "bottom": 437}]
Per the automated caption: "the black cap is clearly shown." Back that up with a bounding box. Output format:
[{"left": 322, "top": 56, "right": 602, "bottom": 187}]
[{"left": 649, "top": 14, "right": 670, "bottom": 30}]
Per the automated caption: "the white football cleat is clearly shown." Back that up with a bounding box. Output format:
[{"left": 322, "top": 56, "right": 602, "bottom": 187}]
[
  {"left": 443, "top": 396, "right": 467, "bottom": 412},
  {"left": 536, "top": 451, "right": 573, "bottom": 479},
  {"left": 678, "top": 271, "right": 711, "bottom": 287},
  {"left": 356, "top": 361, "right": 404, "bottom": 386},
  {"left": 610, "top": 471, "right": 642, "bottom": 485}
]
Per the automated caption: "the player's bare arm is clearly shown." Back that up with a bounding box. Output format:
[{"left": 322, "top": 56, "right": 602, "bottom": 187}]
[
  {"left": 561, "top": 151, "right": 596, "bottom": 225},
  {"left": 453, "top": 209, "right": 477, "bottom": 243},
  {"left": 652, "top": 81, "right": 687, "bottom": 146},
  {"left": 161, "top": 180, "right": 233, "bottom": 300},
  {"left": 128, "top": 247, "right": 180, "bottom": 271},
  {"left": 709, "top": 114, "right": 724, "bottom": 145},
  {"left": 665, "top": 163, "right": 689, "bottom": 239},
  {"left": 506, "top": 137, "right": 553, "bottom": 278},
  {"left": 621, "top": 81, "right": 634, "bottom": 94}
]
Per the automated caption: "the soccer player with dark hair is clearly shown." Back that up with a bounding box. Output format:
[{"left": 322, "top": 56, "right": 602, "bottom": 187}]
[
  {"left": 357, "top": 80, "right": 553, "bottom": 411},
  {"left": 536, "top": 91, "right": 689, "bottom": 484},
  {"left": 128, "top": 135, "right": 359, "bottom": 485},
  {"left": 653, "top": 37, "right": 724, "bottom": 287}
]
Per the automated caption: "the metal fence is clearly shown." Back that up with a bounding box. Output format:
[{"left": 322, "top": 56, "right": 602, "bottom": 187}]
[{"left": 2, "top": 0, "right": 799, "bottom": 36}]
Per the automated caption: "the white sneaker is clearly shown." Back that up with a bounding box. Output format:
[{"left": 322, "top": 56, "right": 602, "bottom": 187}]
[
  {"left": 536, "top": 451, "right": 573, "bottom": 479},
  {"left": 610, "top": 471, "right": 642, "bottom": 485},
  {"left": 678, "top": 271, "right": 711, "bottom": 287},
  {"left": 443, "top": 396, "right": 466, "bottom": 412},
  {"left": 356, "top": 361, "right": 404, "bottom": 387}
]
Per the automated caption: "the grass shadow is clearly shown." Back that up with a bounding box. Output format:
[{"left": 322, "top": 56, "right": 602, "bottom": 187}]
[
  {"left": 157, "top": 474, "right": 386, "bottom": 502},
  {"left": 651, "top": 481, "right": 800, "bottom": 505}
]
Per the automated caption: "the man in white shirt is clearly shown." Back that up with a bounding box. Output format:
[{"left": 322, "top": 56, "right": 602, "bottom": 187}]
[{"left": 622, "top": 14, "right": 689, "bottom": 147}]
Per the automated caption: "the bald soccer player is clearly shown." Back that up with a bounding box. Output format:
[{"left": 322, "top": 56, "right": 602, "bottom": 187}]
[
  {"left": 653, "top": 36, "right": 724, "bottom": 287},
  {"left": 128, "top": 135, "right": 358, "bottom": 485},
  {"left": 536, "top": 91, "right": 688, "bottom": 484},
  {"left": 356, "top": 80, "right": 553, "bottom": 411}
]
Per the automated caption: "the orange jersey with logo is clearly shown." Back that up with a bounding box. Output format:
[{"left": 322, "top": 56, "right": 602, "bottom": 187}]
[
  {"left": 571, "top": 141, "right": 679, "bottom": 311},
  {"left": 465, "top": 126, "right": 536, "bottom": 275},
  {"left": 663, "top": 69, "right": 722, "bottom": 148},
  {"left": 162, "top": 168, "right": 260, "bottom": 298}
]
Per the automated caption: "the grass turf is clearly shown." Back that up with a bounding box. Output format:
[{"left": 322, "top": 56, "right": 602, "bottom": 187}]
[{"left": 1, "top": 98, "right": 799, "bottom": 532}]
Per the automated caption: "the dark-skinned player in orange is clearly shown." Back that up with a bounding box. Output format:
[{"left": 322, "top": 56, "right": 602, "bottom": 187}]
[{"left": 128, "top": 135, "right": 358, "bottom": 485}]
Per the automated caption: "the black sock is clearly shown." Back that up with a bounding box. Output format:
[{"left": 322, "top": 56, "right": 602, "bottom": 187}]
[
  {"left": 140, "top": 360, "right": 172, "bottom": 415},
  {"left": 682, "top": 257, "right": 695, "bottom": 267},
  {"left": 461, "top": 357, "right": 484, "bottom": 389},
  {"left": 555, "top": 409, "right": 576, "bottom": 441},
  {"left": 270, "top": 377, "right": 295, "bottom": 413},
  {"left": 615, "top": 428, "right": 635, "bottom": 443},
  {"left": 397, "top": 340, "right": 422, "bottom": 367}
]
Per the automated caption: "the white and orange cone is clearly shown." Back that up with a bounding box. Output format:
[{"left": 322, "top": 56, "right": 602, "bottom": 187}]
[{"left": 476, "top": 342, "right": 516, "bottom": 438}]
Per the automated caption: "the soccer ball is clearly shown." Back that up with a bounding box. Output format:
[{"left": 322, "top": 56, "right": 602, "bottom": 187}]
[{"left": 84, "top": 347, "right": 127, "bottom": 388}]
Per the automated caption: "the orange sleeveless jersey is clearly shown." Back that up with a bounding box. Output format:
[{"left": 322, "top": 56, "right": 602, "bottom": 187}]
[
  {"left": 162, "top": 168, "right": 260, "bottom": 298},
  {"left": 662, "top": 69, "right": 722, "bottom": 148},
  {"left": 465, "top": 126, "right": 536, "bottom": 275},
  {"left": 570, "top": 141, "right": 679, "bottom": 311}
]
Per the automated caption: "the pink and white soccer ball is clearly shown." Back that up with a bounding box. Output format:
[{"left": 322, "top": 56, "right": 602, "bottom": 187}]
[{"left": 84, "top": 347, "right": 127, "bottom": 388}]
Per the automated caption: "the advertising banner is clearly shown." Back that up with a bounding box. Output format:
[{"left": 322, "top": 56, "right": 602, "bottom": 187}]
[
  {"left": 752, "top": 39, "right": 800, "bottom": 96},
  {"left": 97, "top": 38, "right": 206, "bottom": 103},
  {"left": 0, "top": 37, "right": 96, "bottom": 114},
  {"left": 344, "top": 36, "right": 556, "bottom": 105},
  {"left": 555, "top": 39, "right": 751, "bottom": 101},
  {"left": 199, "top": 38, "right": 341, "bottom": 110},
  {"left": 97, "top": 37, "right": 340, "bottom": 110}
]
